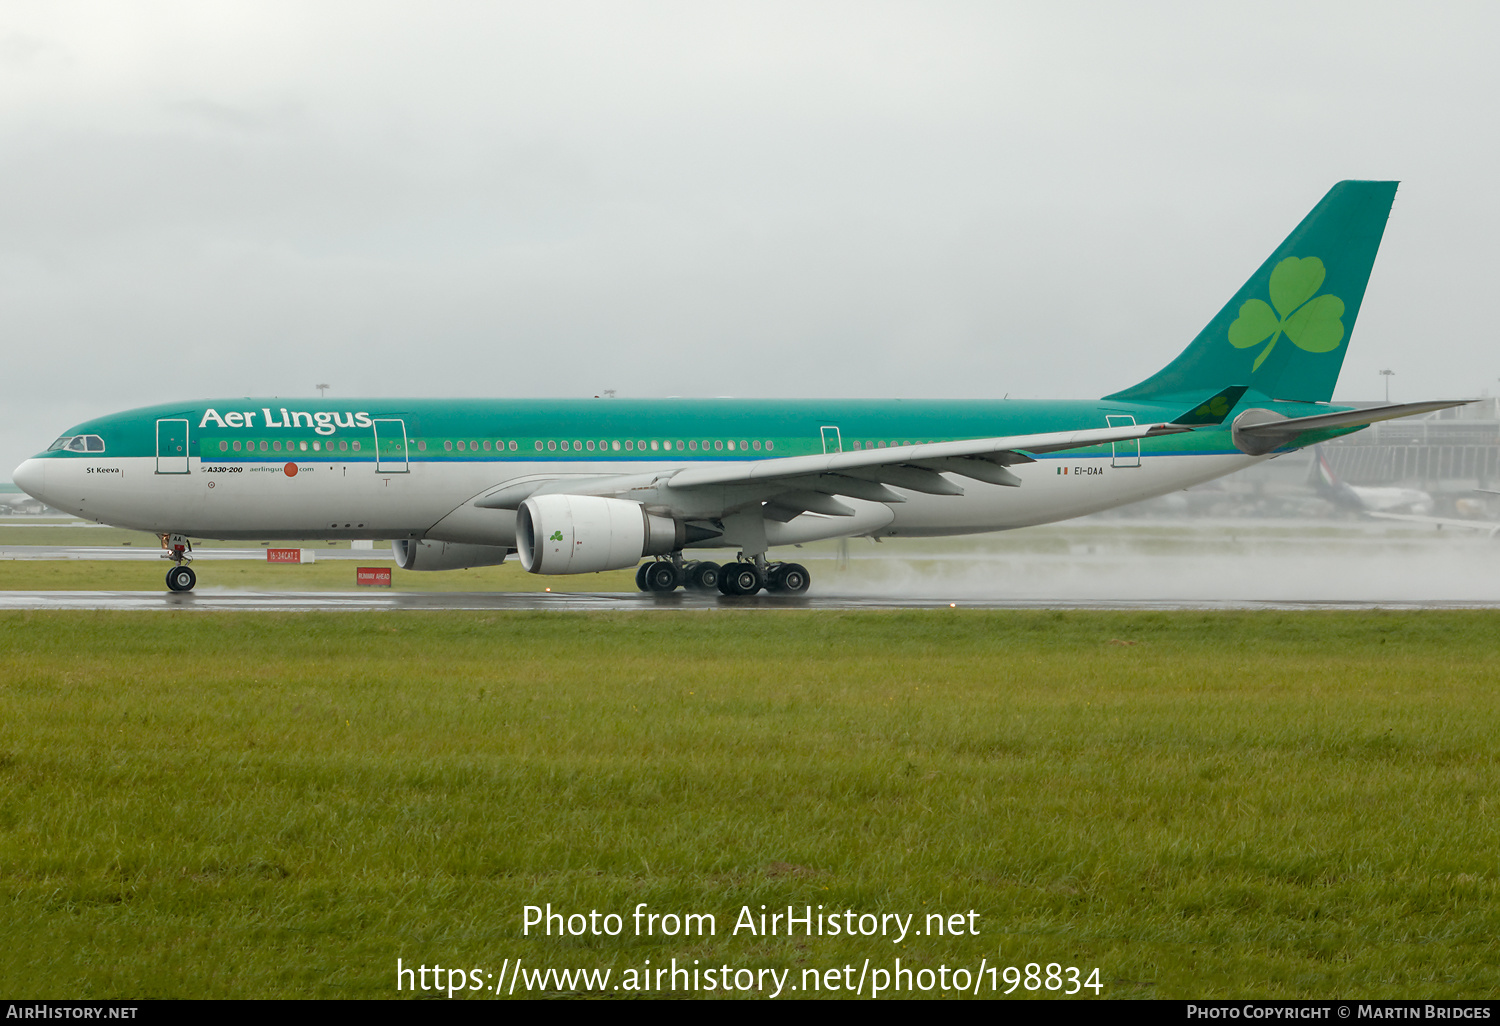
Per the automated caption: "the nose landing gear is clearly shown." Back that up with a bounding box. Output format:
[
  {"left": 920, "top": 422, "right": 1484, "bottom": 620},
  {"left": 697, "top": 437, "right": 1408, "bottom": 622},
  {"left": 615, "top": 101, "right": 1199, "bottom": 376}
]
[
  {"left": 159, "top": 533, "right": 197, "bottom": 592},
  {"left": 166, "top": 564, "right": 197, "bottom": 592}
]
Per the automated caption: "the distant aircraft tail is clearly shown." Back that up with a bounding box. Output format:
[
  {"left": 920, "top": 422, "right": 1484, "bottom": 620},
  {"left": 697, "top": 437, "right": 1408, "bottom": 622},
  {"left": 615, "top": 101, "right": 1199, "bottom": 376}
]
[
  {"left": 1307, "top": 445, "right": 1340, "bottom": 493},
  {"left": 1306, "top": 444, "right": 1366, "bottom": 511},
  {"left": 1105, "top": 180, "right": 1398, "bottom": 404}
]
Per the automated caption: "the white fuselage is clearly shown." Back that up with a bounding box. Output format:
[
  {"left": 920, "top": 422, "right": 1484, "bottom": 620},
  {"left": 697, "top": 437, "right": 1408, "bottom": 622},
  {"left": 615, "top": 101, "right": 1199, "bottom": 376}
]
[{"left": 17, "top": 449, "right": 1265, "bottom": 550}]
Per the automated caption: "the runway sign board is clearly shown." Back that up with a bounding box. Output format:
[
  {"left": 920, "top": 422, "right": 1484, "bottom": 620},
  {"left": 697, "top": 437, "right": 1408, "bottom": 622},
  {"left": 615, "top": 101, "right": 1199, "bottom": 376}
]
[{"left": 356, "top": 566, "right": 392, "bottom": 587}]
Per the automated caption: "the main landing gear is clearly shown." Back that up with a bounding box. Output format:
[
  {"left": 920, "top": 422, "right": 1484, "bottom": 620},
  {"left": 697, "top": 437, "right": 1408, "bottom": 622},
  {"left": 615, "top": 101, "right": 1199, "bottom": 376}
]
[
  {"left": 160, "top": 533, "right": 197, "bottom": 592},
  {"left": 634, "top": 554, "right": 810, "bottom": 596}
]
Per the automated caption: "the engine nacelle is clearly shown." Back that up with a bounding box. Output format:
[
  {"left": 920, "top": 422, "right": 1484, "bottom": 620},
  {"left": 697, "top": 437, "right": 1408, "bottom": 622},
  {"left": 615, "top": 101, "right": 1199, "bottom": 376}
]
[
  {"left": 391, "top": 539, "right": 510, "bottom": 571},
  {"left": 516, "top": 494, "right": 682, "bottom": 574}
]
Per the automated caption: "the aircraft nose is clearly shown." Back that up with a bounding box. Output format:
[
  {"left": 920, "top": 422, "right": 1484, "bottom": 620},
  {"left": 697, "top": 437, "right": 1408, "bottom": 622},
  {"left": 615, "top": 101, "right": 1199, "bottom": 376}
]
[{"left": 12, "top": 458, "right": 46, "bottom": 503}]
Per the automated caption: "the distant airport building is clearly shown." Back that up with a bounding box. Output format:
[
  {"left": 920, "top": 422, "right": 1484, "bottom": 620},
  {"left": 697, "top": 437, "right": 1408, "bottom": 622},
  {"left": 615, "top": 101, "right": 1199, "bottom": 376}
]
[{"left": 1322, "top": 399, "right": 1500, "bottom": 491}]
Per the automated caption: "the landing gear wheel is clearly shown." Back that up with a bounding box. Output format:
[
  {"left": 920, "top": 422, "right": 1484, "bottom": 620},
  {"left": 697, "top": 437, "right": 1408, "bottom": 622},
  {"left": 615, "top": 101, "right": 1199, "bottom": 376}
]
[
  {"left": 166, "top": 565, "right": 197, "bottom": 592},
  {"left": 643, "top": 562, "right": 681, "bottom": 593},
  {"left": 777, "top": 562, "right": 810, "bottom": 594},
  {"left": 687, "top": 561, "right": 721, "bottom": 591},
  {"left": 764, "top": 563, "right": 786, "bottom": 591},
  {"left": 635, "top": 562, "right": 652, "bottom": 592},
  {"left": 718, "top": 562, "right": 763, "bottom": 596}
]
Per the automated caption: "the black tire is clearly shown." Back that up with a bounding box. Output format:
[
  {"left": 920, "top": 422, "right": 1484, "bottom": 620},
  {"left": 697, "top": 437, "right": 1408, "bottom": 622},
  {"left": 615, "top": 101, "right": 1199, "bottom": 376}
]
[
  {"left": 778, "top": 563, "right": 810, "bottom": 594},
  {"left": 166, "top": 565, "right": 196, "bottom": 592},
  {"left": 635, "top": 562, "right": 652, "bottom": 592},
  {"left": 688, "top": 561, "right": 720, "bottom": 590},
  {"left": 718, "top": 564, "right": 740, "bottom": 595},
  {"left": 726, "top": 562, "right": 762, "bottom": 596},
  {"left": 644, "top": 562, "right": 680, "bottom": 593}
]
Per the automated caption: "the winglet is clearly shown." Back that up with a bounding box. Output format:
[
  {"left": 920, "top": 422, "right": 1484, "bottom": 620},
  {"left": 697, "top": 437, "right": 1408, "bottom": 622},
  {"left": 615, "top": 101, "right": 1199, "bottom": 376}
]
[{"left": 1172, "top": 386, "right": 1249, "bottom": 425}]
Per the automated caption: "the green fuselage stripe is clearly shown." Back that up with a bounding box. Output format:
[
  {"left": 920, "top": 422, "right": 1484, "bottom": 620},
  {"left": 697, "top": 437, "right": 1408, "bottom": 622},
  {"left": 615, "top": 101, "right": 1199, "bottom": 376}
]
[{"left": 30, "top": 396, "right": 1363, "bottom": 464}]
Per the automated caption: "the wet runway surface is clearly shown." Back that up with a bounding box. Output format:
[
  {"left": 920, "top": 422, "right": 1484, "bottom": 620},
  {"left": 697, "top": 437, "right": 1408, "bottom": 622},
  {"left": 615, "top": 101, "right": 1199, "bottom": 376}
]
[
  {"left": 2, "top": 590, "right": 1499, "bottom": 612},
  {"left": 5, "top": 520, "right": 1499, "bottom": 610}
]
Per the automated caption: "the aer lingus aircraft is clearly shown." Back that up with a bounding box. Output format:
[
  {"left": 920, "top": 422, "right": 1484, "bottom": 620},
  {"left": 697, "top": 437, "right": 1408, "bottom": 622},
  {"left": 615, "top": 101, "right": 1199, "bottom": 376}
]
[{"left": 12, "top": 180, "right": 1468, "bottom": 595}]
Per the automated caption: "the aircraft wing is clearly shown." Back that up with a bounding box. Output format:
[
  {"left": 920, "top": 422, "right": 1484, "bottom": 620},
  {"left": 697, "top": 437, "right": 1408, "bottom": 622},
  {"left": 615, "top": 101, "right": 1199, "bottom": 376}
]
[
  {"left": 664, "top": 422, "right": 1188, "bottom": 490},
  {"left": 658, "top": 421, "right": 1192, "bottom": 519},
  {"left": 470, "top": 421, "right": 1192, "bottom": 520}
]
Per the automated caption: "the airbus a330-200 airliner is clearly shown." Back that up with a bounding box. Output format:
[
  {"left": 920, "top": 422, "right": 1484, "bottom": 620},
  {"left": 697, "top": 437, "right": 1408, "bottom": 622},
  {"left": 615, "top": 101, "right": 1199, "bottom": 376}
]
[{"left": 12, "top": 181, "right": 1467, "bottom": 595}]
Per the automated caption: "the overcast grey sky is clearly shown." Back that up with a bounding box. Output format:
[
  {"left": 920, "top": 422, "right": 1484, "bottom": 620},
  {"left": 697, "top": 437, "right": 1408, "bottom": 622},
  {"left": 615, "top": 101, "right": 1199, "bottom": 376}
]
[{"left": 4, "top": 1, "right": 1498, "bottom": 476}]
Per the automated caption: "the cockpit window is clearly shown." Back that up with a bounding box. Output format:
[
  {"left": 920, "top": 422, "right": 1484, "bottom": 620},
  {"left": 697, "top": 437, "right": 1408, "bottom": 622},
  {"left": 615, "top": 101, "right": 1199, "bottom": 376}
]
[{"left": 46, "top": 435, "right": 104, "bottom": 453}]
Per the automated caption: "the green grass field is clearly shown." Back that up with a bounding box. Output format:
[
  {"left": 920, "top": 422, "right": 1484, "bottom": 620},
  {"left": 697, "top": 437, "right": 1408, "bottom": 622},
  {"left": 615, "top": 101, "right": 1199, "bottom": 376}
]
[
  {"left": 0, "top": 557, "right": 646, "bottom": 592},
  {"left": 2, "top": 610, "right": 1497, "bottom": 999}
]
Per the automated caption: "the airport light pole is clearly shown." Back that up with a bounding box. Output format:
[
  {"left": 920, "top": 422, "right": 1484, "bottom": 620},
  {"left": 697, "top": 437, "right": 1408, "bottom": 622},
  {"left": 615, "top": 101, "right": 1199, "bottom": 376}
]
[
  {"left": 316, "top": 383, "right": 330, "bottom": 397},
  {"left": 1380, "top": 369, "right": 1394, "bottom": 403}
]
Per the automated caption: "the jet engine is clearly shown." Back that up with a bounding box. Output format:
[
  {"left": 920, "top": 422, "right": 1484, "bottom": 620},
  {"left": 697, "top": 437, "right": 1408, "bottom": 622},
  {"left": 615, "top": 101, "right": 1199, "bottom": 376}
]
[
  {"left": 391, "top": 539, "right": 511, "bottom": 571},
  {"left": 517, "top": 494, "right": 692, "bottom": 574}
]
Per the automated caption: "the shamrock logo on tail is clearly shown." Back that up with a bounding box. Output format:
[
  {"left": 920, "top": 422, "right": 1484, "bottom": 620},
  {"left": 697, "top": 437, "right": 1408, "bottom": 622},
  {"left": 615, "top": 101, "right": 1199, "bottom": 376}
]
[
  {"left": 1228, "top": 256, "right": 1345, "bottom": 371},
  {"left": 1192, "top": 395, "right": 1232, "bottom": 419}
]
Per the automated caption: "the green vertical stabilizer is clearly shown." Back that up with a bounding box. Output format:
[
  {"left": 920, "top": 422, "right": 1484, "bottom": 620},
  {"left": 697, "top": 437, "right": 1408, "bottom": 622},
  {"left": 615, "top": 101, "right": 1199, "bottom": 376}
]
[{"left": 1105, "top": 180, "right": 1397, "bottom": 404}]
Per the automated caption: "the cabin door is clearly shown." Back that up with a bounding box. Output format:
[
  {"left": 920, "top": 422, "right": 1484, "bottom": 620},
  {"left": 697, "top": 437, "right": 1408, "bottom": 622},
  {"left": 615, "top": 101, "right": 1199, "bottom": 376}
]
[
  {"left": 373, "top": 418, "right": 410, "bottom": 473},
  {"left": 155, "top": 419, "right": 190, "bottom": 474},
  {"left": 1106, "top": 415, "right": 1141, "bottom": 468}
]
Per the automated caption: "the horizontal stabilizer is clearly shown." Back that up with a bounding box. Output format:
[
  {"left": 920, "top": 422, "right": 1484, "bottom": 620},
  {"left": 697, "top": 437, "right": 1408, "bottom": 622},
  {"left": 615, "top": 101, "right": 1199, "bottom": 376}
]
[{"left": 1231, "top": 399, "right": 1473, "bottom": 455}]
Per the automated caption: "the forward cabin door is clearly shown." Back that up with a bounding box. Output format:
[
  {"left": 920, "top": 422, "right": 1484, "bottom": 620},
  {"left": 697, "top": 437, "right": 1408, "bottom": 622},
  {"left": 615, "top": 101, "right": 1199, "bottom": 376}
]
[
  {"left": 1106, "top": 415, "right": 1141, "bottom": 468},
  {"left": 373, "top": 418, "right": 410, "bottom": 473},
  {"left": 155, "top": 419, "right": 190, "bottom": 474}
]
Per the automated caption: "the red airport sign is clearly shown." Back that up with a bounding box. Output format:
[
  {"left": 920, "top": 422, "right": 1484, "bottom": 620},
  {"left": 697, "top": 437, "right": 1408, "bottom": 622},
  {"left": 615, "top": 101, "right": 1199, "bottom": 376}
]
[{"left": 356, "top": 566, "right": 392, "bottom": 587}]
